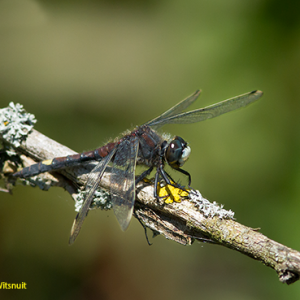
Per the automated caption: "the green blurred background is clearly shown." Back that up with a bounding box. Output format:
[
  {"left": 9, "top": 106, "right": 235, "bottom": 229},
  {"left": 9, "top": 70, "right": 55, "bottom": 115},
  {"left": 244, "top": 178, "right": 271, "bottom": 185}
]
[{"left": 1, "top": 0, "right": 300, "bottom": 299}]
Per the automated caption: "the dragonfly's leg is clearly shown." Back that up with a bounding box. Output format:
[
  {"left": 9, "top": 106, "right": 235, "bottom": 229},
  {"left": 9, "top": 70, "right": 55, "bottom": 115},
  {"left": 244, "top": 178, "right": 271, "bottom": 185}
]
[
  {"left": 163, "top": 169, "right": 176, "bottom": 184},
  {"left": 135, "top": 166, "right": 154, "bottom": 185},
  {"left": 154, "top": 169, "right": 164, "bottom": 199},
  {"left": 158, "top": 166, "right": 174, "bottom": 186},
  {"left": 154, "top": 165, "right": 179, "bottom": 201},
  {"left": 133, "top": 211, "right": 152, "bottom": 246},
  {"left": 176, "top": 168, "right": 192, "bottom": 187},
  {"left": 157, "top": 166, "right": 191, "bottom": 199},
  {"left": 162, "top": 169, "right": 187, "bottom": 190},
  {"left": 158, "top": 165, "right": 175, "bottom": 186}
]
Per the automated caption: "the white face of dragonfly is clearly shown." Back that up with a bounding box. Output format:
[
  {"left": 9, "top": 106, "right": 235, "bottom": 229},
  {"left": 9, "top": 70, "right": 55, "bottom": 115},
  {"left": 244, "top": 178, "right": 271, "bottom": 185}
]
[
  {"left": 178, "top": 144, "right": 191, "bottom": 166},
  {"left": 165, "top": 136, "right": 191, "bottom": 169}
]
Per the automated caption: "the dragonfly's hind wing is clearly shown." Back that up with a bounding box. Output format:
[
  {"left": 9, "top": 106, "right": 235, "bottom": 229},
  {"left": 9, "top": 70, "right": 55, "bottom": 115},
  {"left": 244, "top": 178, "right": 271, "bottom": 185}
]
[
  {"left": 148, "top": 90, "right": 263, "bottom": 127},
  {"left": 145, "top": 90, "right": 201, "bottom": 129},
  {"left": 69, "top": 147, "right": 117, "bottom": 244},
  {"left": 110, "top": 136, "right": 139, "bottom": 231}
]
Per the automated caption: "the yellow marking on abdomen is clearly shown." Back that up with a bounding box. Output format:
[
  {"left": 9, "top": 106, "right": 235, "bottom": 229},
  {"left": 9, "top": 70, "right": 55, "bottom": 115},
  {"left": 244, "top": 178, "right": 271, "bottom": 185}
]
[{"left": 42, "top": 159, "right": 53, "bottom": 165}]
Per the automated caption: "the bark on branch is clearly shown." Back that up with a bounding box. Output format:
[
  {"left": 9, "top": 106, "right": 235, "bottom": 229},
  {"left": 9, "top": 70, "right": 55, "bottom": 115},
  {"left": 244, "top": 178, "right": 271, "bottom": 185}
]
[{"left": 1, "top": 110, "right": 300, "bottom": 285}]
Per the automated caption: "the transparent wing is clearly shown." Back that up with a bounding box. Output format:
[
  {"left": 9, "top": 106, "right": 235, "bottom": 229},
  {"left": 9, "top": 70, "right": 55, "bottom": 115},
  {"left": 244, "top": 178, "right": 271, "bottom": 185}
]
[
  {"left": 69, "top": 147, "right": 117, "bottom": 244},
  {"left": 148, "top": 90, "right": 263, "bottom": 128},
  {"left": 144, "top": 90, "right": 201, "bottom": 129},
  {"left": 110, "top": 136, "right": 139, "bottom": 231}
]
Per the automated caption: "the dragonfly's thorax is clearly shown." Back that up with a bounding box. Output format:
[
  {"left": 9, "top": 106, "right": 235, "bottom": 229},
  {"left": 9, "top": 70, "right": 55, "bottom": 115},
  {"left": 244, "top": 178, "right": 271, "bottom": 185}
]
[
  {"left": 130, "top": 127, "right": 191, "bottom": 170},
  {"left": 129, "top": 125, "right": 165, "bottom": 167},
  {"left": 164, "top": 136, "right": 191, "bottom": 169}
]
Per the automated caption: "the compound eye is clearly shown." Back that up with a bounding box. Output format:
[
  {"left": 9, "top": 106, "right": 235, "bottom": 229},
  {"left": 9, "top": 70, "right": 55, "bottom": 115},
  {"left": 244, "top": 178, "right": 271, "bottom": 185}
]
[{"left": 165, "top": 136, "right": 190, "bottom": 169}]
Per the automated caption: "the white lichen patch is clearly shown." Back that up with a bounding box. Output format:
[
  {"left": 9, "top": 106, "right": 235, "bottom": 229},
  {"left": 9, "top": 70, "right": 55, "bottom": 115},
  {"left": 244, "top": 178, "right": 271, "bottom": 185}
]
[
  {"left": 0, "top": 102, "right": 36, "bottom": 147},
  {"left": 189, "top": 190, "right": 235, "bottom": 219},
  {"left": 75, "top": 188, "right": 112, "bottom": 212}
]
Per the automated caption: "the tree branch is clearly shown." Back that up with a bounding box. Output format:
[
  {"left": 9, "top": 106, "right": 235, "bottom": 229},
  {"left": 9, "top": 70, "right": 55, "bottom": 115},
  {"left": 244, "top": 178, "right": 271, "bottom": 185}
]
[{"left": 1, "top": 103, "right": 300, "bottom": 285}]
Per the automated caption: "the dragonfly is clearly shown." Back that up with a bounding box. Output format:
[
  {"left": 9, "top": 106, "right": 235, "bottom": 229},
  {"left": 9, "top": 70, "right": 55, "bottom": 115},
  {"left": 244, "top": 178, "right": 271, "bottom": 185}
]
[{"left": 13, "top": 89, "right": 263, "bottom": 244}]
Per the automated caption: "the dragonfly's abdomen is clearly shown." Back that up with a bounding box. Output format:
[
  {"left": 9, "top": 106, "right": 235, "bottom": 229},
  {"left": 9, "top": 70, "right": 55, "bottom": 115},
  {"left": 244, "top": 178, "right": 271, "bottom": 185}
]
[{"left": 13, "top": 142, "right": 117, "bottom": 178}]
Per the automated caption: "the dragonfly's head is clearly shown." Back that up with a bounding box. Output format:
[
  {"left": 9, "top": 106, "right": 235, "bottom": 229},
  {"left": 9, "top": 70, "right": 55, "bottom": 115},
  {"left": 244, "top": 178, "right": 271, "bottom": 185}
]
[{"left": 165, "top": 136, "right": 191, "bottom": 169}]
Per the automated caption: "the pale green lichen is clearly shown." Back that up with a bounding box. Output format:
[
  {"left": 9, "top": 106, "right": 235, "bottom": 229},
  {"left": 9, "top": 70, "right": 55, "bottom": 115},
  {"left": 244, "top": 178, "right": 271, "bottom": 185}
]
[
  {"left": 0, "top": 102, "right": 36, "bottom": 147},
  {"left": 75, "top": 188, "right": 112, "bottom": 212}
]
